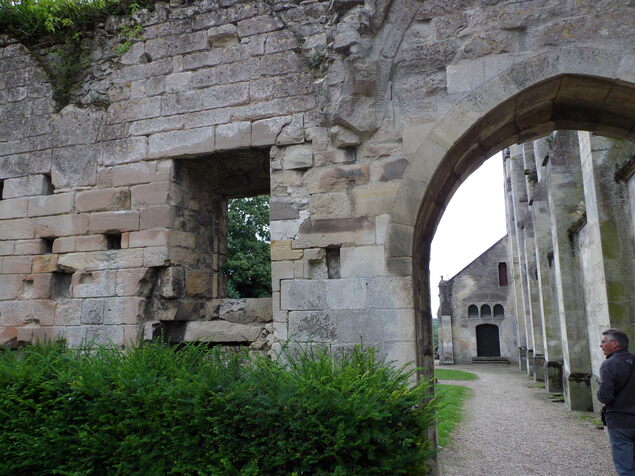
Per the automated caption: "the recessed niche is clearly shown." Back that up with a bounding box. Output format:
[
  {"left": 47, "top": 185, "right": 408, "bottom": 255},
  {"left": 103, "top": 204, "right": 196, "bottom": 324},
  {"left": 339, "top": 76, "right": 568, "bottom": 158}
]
[{"left": 105, "top": 233, "right": 122, "bottom": 250}]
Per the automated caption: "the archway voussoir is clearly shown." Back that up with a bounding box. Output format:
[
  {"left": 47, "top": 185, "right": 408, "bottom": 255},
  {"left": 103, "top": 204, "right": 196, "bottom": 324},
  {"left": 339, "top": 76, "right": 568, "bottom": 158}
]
[{"left": 390, "top": 178, "right": 430, "bottom": 228}]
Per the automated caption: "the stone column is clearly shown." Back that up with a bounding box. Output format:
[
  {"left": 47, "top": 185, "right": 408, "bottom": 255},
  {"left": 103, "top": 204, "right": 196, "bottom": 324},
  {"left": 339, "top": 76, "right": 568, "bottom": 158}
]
[
  {"left": 437, "top": 279, "right": 454, "bottom": 364},
  {"left": 504, "top": 150, "right": 528, "bottom": 371},
  {"left": 530, "top": 137, "right": 563, "bottom": 392},
  {"left": 577, "top": 132, "right": 635, "bottom": 410},
  {"left": 546, "top": 131, "right": 592, "bottom": 411}
]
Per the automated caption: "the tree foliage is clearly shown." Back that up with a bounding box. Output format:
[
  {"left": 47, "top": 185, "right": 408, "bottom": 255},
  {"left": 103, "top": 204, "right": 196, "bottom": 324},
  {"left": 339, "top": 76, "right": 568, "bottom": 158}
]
[{"left": 224, "top": 196, "right": 272, "bottom": 298}]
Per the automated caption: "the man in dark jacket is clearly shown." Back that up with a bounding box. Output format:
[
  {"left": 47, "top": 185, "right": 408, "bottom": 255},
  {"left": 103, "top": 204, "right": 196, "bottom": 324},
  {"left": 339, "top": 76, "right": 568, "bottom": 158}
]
[{"left": 598, "top": 328, "right": 635, "bottom": 476}]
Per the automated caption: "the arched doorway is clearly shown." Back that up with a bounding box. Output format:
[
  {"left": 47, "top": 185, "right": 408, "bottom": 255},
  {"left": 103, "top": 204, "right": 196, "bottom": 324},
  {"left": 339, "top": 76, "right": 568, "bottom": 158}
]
[
  {"left": 476, "top": 324, "right": 501, "bottom": 357},
  {"left": 388, "top": 64, "right": 635, "bottom": 379}
]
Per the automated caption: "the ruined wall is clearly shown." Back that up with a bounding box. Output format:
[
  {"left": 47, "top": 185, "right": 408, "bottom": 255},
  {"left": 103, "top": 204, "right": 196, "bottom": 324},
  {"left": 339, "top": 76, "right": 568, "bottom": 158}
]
[{"left": 1, "top": 0, "right": 634, "bottom": 373}]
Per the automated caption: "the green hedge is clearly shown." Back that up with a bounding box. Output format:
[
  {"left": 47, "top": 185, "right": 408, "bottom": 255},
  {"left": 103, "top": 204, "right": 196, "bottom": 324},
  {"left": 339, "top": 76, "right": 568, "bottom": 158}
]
[{"left": 0, "top": 342, "right": 436, "bottom": 475}]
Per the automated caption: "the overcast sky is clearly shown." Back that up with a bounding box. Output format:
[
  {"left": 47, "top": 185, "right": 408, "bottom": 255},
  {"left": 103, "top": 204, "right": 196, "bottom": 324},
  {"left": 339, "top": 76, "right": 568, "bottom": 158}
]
[{"left": 429, "top": 153, "right": 507, "bottom": 315}]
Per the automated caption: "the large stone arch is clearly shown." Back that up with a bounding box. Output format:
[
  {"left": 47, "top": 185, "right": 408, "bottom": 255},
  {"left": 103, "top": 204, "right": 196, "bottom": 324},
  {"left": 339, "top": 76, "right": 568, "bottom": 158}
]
[{"left": 385, "top": 47, "right": 635, "bottom": 375}]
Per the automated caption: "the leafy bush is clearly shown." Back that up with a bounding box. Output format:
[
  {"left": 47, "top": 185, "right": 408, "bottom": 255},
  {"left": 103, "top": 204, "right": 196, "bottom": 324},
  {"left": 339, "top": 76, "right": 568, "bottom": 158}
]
[{"left": 0, "top": 341, "right": 436, "bottom": 475}]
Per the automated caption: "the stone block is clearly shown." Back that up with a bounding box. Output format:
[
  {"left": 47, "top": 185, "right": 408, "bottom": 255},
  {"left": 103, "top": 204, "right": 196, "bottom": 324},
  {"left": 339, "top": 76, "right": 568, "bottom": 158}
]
[
  {"left": 2, "top": 255, "right": 32, "bottom": 274},
  {"left": 76, "top": 188, "right": 131, "bottom": 212},
  {"left": 0, "top": 242, "right": 14, "bottom": 256},
  {"left": 237, "top": 15, "right": 282, "bottom": 38},
  {"left": 28, "top": 193, "right": 74, "bottom": 217},
  {"left": 14, "top": 239, "right": 49, "bottom": 255},
  {"left": 252, "top": 116, "right": 291, "bottom": 147},
  {"left": 270, "top": 197, "right": 300, "bottom": 220},
  {"left": 305, "top": 164, "right": 369, "bottom": 193},
  {"left": 116, "top": 267, "right": 151, "bottom": 296},
  {"left": 340, "top": 246, "right": 386, "bottom": 278},
  {"left": 271, "top": 240, "right": 303, "bottom": 261},
  {"left": 107, "top": 97, "right": 161, "bottom": 124},
  {"left": 103, "top": 297, "right": 143, "bottom": 325},
  {"left": 76, "top": 234, "right": 108, "bottom": 252},
  {"left": 19, "top": 273, "right": 53, "bottom": 299},
  {"left": 351, "top": 182, "right": 400, "bottom": 216},
  {"left": 183, "top": 320, "right": 264, "bottom": 343},
  {"left": 140, "top": 205, "right": 174, "bottom": 228},
  {"left": 51, "top": 145, "right": 98, "bottom": 188},
  {"left": 72, "top": 270, "right": 117, "bottom": 298},
  {"left": 201, "top": 83, "right": 250, "bottom": 110},
  {"left": 186, "top": 270, "right": 211, "bottom": 297},
  {"left": 157, "top": 266, "right": 185, "bottom": 299},
  {"left": 329, "top": 125, "right": 360, "bottom": 148},
  {"left": 111, "top": 161, "right": 158, "bottom": 186},
  {"left": 131, "top": 182, "right": 171, "bottom": 208},
  {"left": 308, "top": 192, "right": 351, "bottom": 218},
  {"left": 0, "top": 218, "right": 35, "bottom": 240},
  {"left": 0, "top": 197, "right": 28, "bottom": 219},
  {"left": 0, "top": 274, "right": 26, "bottom": 299},
  {"left": 54, "top": 299, "right": 82, "bottom": 326},
  {"left": 35, "top": 214, "right": 89, "bottom": 237},
  {"left": 280, "top": 279, "right": 327, "bottom": 310},
  {"left": 81, "top": 299, "right": 105, "bottom": 324},
  {"left": 58, "top": 251, "right": 110, "bottom": 272},
  {"left": 366, "top": 276, "right": 414, "bottom": 309},
  {"left": 32, "top": 254, "right": 59, "bottom": 273},
  {"left": 295, "top": 216, "right": 376, "bottom": 248},
  {"left": 271, "top": 260, "right": 294, "bottom": 292},
  {"left": 2, "top": 174, "right": 52, "bottom": 199},
  {"left": 215, "top": 122, "right": 251, "bottom": 151},
  {"left": 208, "top": 24, "right": 239, "bottom": 46},
  {"left": 143, "top": 246, "right": 169, "bottom": 267},
  {"left": 107, "top": 249, "right": 144, "bottom": 269},
  {"left": 128, "top": 228, "right": 169, "bottom": 248},
  {"left": 100, "top": 137, "right": 148, "bottom": 166},
  {"left": 89, "top": 211, "right": 140, "bottom": 233},
  {"left": 148, "top": 127, "right": 214, "bottom": 159},
  {"left": 280, "top": 144, "right": 313, "bottom": 170},
  {"left": 0, "top": 299, "right": 56, "bottom": 325},
  {"left": 52, "top": 236, "right": 76, "bottom": 253},
  {"left": 165, "top": 72, "right": 192, "bottom": 92}
]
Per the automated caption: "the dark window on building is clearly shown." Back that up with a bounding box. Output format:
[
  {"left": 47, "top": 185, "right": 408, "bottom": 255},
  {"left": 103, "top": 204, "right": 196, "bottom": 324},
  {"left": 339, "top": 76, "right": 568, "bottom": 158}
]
[
  {"left": 498, "top": 262, "right": 508, "bottom": 286},
  {"left": 105, "top": 233, "right": 122, "bottom": 250},
  {"left": 481, "top": 304, "right": 492, "bottom": 318},
  {"left": 468, "top": 305, "right": 479, "bottom": 318},
  {"left": 494, "top": 304, "right": 505, "bottom": 318},
  {"left": 0, "top": 180, "right": 3, "bottom": 199}
]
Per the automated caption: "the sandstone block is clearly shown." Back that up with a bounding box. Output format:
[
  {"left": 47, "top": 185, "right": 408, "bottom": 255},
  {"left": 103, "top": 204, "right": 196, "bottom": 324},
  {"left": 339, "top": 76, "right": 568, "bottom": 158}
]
[
  {"left": 186, "top": 270, "right": 211, "bottom": 297},
  {"left": 19, "top": 273, "right": 53, "bottom": 300},
  {"left": 129, "top": 228, "right": 169, "bottom": 248},
  {"left": 0, "top": 274, "right": 26, "bottom": 299},
  {"left": 165, "top": 72, "right": 192, "bottom": 92},
  {"left": 148, "top": 127, "right": 214, "bottom": 159},
  {"left": 81, "top": 299, "right": 105, "bottom": 324},
  {"left": 107, "top": 248, "right": 145, "bottom": 269},
  {"left": 351, "top": 183, "right": 399, "bottom": 216},
  {"left": 58, "top": 251, "right": 110, "bottom": 272},
  {"left": 116, "top": 267, "right": 151, "bottom": 296},
  {"left": 305, "top": 164, "right": 369, "bottom": 193},
  {"left": 111, "top": 161, "right": 158, "bottom": 186},
  {"left": 340, "top": 246, "right": 386, "bottom": 278},
  {"left": 89, "top": 211, "right": 140, "bottom": 233},
  {"left": 143, "top": 246, "right": 169, "bottom": 267},
  {"left": 208, "top": 24, "right": 239, "bottom": 46},
  {"left": 183, "top": 320, "right": 264, "bottom": 343},
  {"left": 0, "top": 218, "right": 35, "bottom": 239},
  {"left": 0, "top": 197, "right": 28, "bottom": 219},
  {"left": 76, "top": 188, "right": 131, "bottom": 212},
  {"left": 329, "top": 125, "right": 360, "bottom": 148},
  {"left": 158, "top": 266, "right": 185, "bottom": 299},
  {"left": 51, "top": 145, "right": 98, "bottom": 188},
  {"left": 2, "top": 174, "right": 52, "bottom": 199},
  {"left": 140, "top": 205, "right": 174, "bottom": 228},
  {"left": 72, "top": 270, "right": 117, "bottom": 298},
  {"left": 28, "top": 193, "right": 74, "bottom": 217},
  {"left": 131, "top": 182, "right": 171, "bottom": 208},
  {"left": 52, "top": 236, "right": 76, "bottom": 253},
  {"left": 271, "top": 240, "right": 303, "bottom": 261},
  {"left": 269, "top": 197, "right": 300, "bottom": 220},
  {"left": 215, "top": 121, "right": 251, "bottom": 151},
  {"left": 2, "top": 299, "right": 56, "bottom": 325},
  {"left": 100, "top": 137, "right": 148, "bottom": 166},
  {"left": 201, "top": 83, "right": 249, "bottom": 110},
  {"left": 103, "top": 297, "right": 143, "bottom": 325},
  {"left": 271, "top": 260, "right": 294, "bottom": 292},
  {"left": 35, "top": 214, "right": 89, "bottom": 237},
  {"left": 308, "top": 192, "right": 351, "bottom": 218},
  {"left": 295, "top": 216, "right": 376, "bottom": 248},
  {"left": 76, "top": 234, "right": 108, "bottom": 252},
  {"left": 2, "top": 256, "right": 32, "bottom": 274},
  {"left": 280, "top": 143, "right": 313, "bottom": 170},
  {"left": 237, "top": 15, "right": 282, "bottom": 37},
  {"left": 0, "top": 242, "right": 14, "bottom": 256},
  {"left": 54, "top": 299, "right": 82, "bottom": 326},
  {"left": 14, "top": 239, "right": 48, "bottom": 255},
  {"left": 280, "top": 279, "right": 327, "bottom": 311},
  {"left": 252, "top": 116, "right": 291, "bottom": 147},
  {"left": 107, "top": 97, "right": 161, "bottom": 125},
  {"left": 32, "top": 254, "right": 59, "bottom": 273}
]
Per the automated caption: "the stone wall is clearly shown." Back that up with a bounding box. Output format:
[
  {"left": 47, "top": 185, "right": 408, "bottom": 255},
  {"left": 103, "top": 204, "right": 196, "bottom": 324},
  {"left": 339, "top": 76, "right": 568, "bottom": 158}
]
[{"left": 1, "top": 0, "right": 634, "bottom": 376}]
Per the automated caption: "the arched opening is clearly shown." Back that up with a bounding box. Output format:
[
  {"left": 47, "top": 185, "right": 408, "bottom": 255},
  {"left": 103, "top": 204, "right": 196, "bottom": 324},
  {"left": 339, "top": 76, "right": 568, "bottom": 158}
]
[
  {"left": 480, "top": 304, "right": 492, "bottom": 318},
  {"left": 406, "top": 72, "right": 635, "bottom": 378},
  {"left": 493, "top": 304, "right": 505, "bottom": 318},
  {"left": 468, "top": 305, "right": 479, "bottom": 318},
  {"left": 476, "top": 324, "right": 501, "bottom": 357}
]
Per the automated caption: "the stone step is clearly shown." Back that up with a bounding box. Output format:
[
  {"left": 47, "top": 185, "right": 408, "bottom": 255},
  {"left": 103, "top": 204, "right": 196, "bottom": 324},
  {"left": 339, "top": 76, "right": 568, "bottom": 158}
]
[{"left": 472, "top": 357, "right": 510, "bottom": 364}]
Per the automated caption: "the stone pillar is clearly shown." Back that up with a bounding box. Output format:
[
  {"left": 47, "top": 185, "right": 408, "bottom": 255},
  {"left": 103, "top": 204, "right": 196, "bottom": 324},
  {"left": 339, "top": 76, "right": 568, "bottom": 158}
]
[
  {"left": 508, "top": 145, "right": 535, "bottom": 375},
  {"left": 438, "top": 279, "right": 454, "bottom": 364},
  {"left": 530, "top": 137, "right": 564, "bottom": 392},
  {"left": 577, "top": 132, "right": 635, "bottom": 410},
  {"left": 503, "top": 150, "right": 528, "bottom": 371},
  {"left": 546, "top": 131, "right": 593, "bottom": 411}
]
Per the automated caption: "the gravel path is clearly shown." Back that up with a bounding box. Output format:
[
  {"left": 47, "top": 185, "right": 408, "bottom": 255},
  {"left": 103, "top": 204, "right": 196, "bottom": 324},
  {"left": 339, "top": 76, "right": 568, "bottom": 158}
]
[{"left": 438, "top": 364, "right": 613, "bottom": 476}]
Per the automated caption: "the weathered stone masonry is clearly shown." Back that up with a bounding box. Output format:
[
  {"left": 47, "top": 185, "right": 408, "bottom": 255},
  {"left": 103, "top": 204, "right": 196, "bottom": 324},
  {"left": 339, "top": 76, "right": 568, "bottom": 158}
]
[{"left": 1, "top": 0, "right": 634, "bottom": 385}]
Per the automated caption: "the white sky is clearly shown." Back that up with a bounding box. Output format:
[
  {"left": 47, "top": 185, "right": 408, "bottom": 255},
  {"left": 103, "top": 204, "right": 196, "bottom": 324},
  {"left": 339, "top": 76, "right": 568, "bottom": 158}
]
[{"left": 429, "top": 153, "right": 507, "bottom": 315}]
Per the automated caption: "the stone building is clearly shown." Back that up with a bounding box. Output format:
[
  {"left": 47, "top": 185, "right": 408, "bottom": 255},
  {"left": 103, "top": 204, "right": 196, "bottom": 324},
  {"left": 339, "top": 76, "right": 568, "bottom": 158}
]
[
  {"left": 0, "top": 0, "right": 634, "bottom": 393},
  {"left": 437, "top": 236, "right": 517, "bottom": 365}
]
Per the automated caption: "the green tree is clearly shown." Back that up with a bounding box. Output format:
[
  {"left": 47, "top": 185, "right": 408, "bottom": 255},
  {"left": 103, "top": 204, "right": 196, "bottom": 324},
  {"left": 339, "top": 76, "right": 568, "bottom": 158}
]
[{"left": 224, "top": 196, "right": 272, "bottom": 298}]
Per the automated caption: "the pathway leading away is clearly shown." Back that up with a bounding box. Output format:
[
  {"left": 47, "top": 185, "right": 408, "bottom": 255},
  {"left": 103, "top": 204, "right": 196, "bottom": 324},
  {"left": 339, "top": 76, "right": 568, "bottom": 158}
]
[{"left": 438, "top": 364, "right": 613, "bottom": 476}]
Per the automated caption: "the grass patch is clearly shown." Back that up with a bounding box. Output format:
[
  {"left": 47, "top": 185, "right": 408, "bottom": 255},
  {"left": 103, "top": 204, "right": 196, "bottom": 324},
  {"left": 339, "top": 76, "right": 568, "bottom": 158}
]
[
  {"left": 434, "top": 368, "right": 478, "bottom": 381},
  {"left": 435, "top": 384, "right": 473, "bottom": 448},
  {"left": 528, "top": 383, "right": 545, "bottom": 388},
  {"left": 577, "top": 414, "right": 603, "bottom": 428}
]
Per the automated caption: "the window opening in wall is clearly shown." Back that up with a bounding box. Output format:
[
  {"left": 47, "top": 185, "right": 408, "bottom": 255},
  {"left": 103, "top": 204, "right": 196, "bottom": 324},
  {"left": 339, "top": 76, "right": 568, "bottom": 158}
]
[
  {"left": 498, "top": 262, "right": 508, "bottom": 286},
  {"left": 493, "top": 304, "right": 505, "bottom": 318},
  {"left": 326, "top": 246, "right": 341, "bottom": 279},
  {"left": 0, "top": 179, "right": 3, "bottom": 199},
  {"left": 224, "top": 195, "right": 271, "bottom": 298},
  {"left": 43, "top": 173, "right": 54, "bottom": 195},
  {"left": 41, "top": 238, "right": 54, "bottom": 254},
  {"left": 468, "top": 304, "right": 479, "bottom": 318},
  {"left": 105, "top": 233, "right": 122, "bottom": 250},
  {"left": 481, "top": 304, "right": 492, "bottom": 318}
]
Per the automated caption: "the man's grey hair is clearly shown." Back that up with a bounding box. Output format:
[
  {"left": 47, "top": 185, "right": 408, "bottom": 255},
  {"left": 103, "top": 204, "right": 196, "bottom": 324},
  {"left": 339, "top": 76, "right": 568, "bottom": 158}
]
[{"left": 602, "top": 329, "right": 629, "bottom": 349}]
